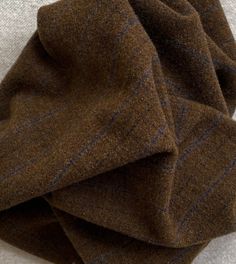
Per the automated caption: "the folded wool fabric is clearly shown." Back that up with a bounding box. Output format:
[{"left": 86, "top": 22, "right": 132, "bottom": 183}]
[{"left": 0, "top": 0, "right": 236, "bottom": 263}]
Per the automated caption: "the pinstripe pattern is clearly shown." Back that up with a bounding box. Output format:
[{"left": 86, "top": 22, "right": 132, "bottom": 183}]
[
  {"left": 175, "top": 104, "right": 189, "bottom": 144},
  {"left": 1, "top": 30, "right": 233, "bottom": 146},
  {"left": 176, "top": 156, "right": 236, "bottom": 239},
  {"left": 176, "top": 114, "right": 223, "bottom": 168},
  {"left": 0, "top": 0, "right": 236, "bottom": 263},
  {"left": 47, "top": 61, "right": 156, "bottom": 190},
  {"left": 0, "top": 11, "right": 148, "bottom": 184},
  {"left": 169, "top": 133, "right": 226, "bottom": 205}
]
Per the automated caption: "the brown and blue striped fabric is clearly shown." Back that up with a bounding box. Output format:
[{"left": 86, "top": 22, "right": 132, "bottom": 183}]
[{"left": 0, "top": 0, "right": 236, "bottom": 263}]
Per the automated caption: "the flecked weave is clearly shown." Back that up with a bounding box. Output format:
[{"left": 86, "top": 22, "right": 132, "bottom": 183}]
[{"left": 0, "top": 0, "right": 236, "bottom": 263}]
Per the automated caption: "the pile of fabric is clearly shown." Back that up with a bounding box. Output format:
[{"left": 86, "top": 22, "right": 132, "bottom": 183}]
[{"left": 0, "top": 0, "right": 235, "bottom": 263}]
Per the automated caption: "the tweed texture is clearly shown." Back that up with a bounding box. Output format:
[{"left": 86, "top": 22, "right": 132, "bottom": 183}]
[{"left": 0, "top": 0, "right": 236, "bottom": 264}]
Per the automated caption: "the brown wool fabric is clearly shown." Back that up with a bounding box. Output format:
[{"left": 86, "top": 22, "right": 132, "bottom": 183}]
[{"left": 0, "top": 0, "right": 236, "bottom": 263}]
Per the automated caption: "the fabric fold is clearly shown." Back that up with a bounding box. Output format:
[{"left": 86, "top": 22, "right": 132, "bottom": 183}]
[{"left": 0, "top": 0, "right": 235, "bottom": 263}]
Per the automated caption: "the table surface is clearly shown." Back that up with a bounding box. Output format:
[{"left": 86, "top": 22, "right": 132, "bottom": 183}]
[{"left": 0, "top": 0, "right": 235, "bottom": 263}]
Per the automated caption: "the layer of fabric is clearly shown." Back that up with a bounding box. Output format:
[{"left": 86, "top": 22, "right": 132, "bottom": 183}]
[{"left": 0, "top": 0, "right": 235, "bottom": 263}]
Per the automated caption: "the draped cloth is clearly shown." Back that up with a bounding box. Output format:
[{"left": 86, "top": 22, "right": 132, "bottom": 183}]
[{"left": 0, "top": 0, "right": 236, "bottom": 263}]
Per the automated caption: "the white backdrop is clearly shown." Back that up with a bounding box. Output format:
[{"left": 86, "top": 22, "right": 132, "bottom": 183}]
[{"left": 0, "top": 0, "right": 235, "bottom": 263}]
